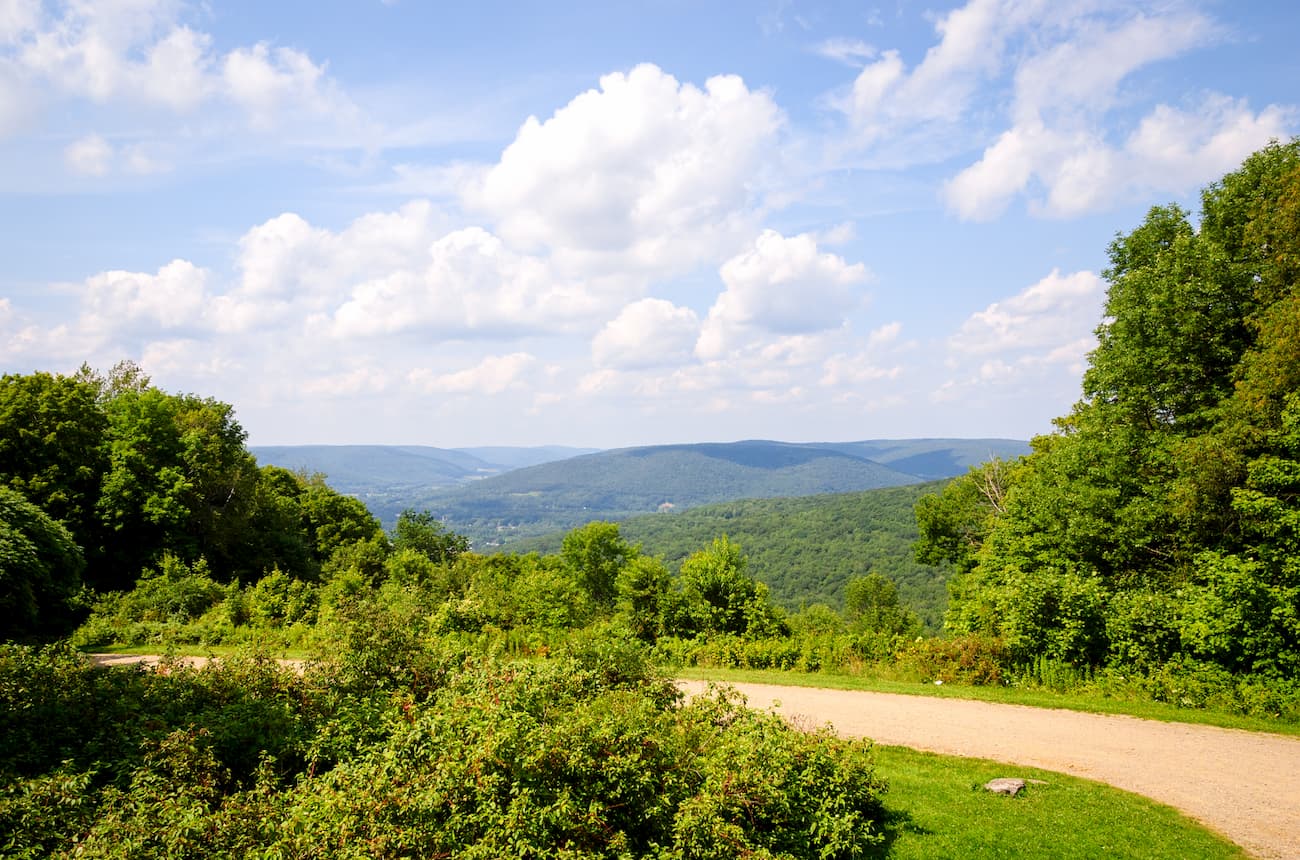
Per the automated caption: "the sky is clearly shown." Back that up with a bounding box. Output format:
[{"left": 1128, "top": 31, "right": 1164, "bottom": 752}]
[{"left": 1, "top": 0, "right": 1297, "bottom": 448}]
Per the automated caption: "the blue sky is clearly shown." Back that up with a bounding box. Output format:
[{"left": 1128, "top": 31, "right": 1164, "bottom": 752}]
[{"left": 2, "top": 0, "right": 1297, "bottom": 448}]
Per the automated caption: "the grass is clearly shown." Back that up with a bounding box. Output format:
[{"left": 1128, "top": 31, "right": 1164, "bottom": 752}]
[
  {"left": 676, "top": 665, "right": 1300, "bottom": 737},
  {"left": 867, "top": 745, "right": 1247, "bottom": 859}
]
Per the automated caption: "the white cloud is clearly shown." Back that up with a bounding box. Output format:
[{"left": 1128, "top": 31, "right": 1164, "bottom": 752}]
[
  {"left": 81, "top": 258, "right": 209, "bottom": 333},
  {"left": 331, "top": 227, "right": 600, "bottom": 339},
  {"left": 949, "top": 269, "right": 1103, "bottom": 356},
  {"left": 945, "top": 96, "right": 1294, "bottom": 220},
  {"left": 936, "top": 269, "right": 1104, "bottom": 406},
  {"left": 139, "top": 25, "right": 212, "bottom": 110},
  {"left": 222, "top": 42, "right": 356, "bottom": 130},
  {"left": 301, "top": 366, "right": 391, "bottom": 399},
  {"left": 211, "top": 201, "right": 444, "bottom": 332},
  {"left": 410, "top": 353, "right": 535, "bottom": 395},
  {"left": 824, "top": 0, "right": 1296, "bottom": 220},
  {"left": 464, "top": 63, "right": 783, "bottom": 275},
  {"left": 64, "top": 133, "right": 112, "bottom": 175},
  {"left": 842, "top": 0, "right": 1019, "bottom": 137},
  {"left": 697, "top": 229, "right": 868, "bottom": 360},
  {"left": 816, "top": 38, "right": 876, "bottom": 66},
  {"left": 592, "top": 299, "right": 700, "bottom": 370},
  {"left": 4, "top": 0, "right": 365, "bottom": 157}
]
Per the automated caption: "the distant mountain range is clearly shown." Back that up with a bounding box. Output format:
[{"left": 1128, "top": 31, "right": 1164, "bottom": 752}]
[{"left": 252, "top": 438, "right": 1029, "bottom": 545}]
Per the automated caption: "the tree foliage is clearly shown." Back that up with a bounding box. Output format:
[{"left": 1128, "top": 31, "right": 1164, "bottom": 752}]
[
  {"left": 0, "top": 487, "right": 84, "bottom": 639},
  {"left": 931, "top": 139, "right": 1300, "bottom": 678},
  {"left": 0, "top": 363, "right": 402, "bottom": 639}
]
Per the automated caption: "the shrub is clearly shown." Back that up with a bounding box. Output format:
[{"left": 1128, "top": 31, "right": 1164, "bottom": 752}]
[{"left": 896, "top": 634, "right": 1011, "bottom": 685}]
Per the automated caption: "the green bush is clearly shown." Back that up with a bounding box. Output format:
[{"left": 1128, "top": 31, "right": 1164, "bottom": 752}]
[{"left": 895, "top": 634, "right": 1011, "bottom": 685}]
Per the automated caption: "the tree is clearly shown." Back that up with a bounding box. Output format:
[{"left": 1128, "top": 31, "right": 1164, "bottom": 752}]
[
  {"left": 914, "top": 458, "right": 1018, "bottom": 572},
  {"left": 934, "top": 139, "right": 1300, "bottom": 673},
  {"left": 673, "top": 535, "right": 786, "bottom": 638},
  {"left": 561, "top": 521, "right": 636, "bottom": 609},
  {"left": 843, "top": 572, "right": 919, "bottom": 637},
  {"left": 616, "top": 555, "right": 671, "bottom": 641},
  {"left": 391, "top": 509, "right": 469, "bottom": 565},
  {"left": 298, "top": 477, "right": 383, "bottom": 565},
  {"left": 0, "top": 485, "right": 85, "bottom": 639},
  {"left": 95, "top": 385, "right": 258, "bottom": 588},
  {"left": 0, "top": 370, "right": 107, "bottom": 557}
]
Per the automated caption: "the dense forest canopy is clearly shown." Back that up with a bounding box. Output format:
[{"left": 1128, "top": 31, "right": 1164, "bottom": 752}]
[
  {"left": 917, "top": 139, "right": 1300, "bottom": 678},
  {"left": 0, "top": 362, "right": 385, "bottom": 638}
]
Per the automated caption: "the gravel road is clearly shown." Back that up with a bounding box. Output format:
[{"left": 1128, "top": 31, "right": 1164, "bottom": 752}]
[{"left": 678, "top": 680, "right": 1300, "bottom": 860}]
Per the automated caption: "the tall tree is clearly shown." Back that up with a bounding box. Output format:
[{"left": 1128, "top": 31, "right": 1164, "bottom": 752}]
[{"left": 0, "top": 485, "right": 85, "bottom": 640}]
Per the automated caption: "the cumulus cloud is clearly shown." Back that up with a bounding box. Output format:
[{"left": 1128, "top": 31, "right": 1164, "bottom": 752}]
[
  {"left": 841, "top": 0, "right": 1022, "bottom": 139},
  {"left": 222, "top": 42, "right": 357, "bottom": 130},
  {"left": 81, "top": 258, "right": 209, "bottom": 333},
  {"left": 936, "top": 269, "right": 1105, "bottom": 407},
  {"left": 3, "top": 0, "right": 366, "bottom": 157},
  {"left": 464, "top": 63, "right": 783, "bottom": 275},
  {"left": 409, "top": 353, "right": 535, "bottom": 395},
  {"left": 591, "top": 299, "right": 700, "bottom": 370},
  {"left": 331, "top": 227, "right": 600, "bottom": 339},
  {"left": 696, "top": 229, "right": 868, "bottom": 360},
  {"left": 826, "top": 0, "right": 1295, "bottom": 219}
]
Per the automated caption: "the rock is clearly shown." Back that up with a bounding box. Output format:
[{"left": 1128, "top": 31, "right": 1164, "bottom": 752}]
[{"left": 983, "top": 778, "right": 1027, "bottom": 796}]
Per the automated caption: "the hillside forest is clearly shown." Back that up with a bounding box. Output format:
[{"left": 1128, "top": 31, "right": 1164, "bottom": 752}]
[{"left": 1, "top": 140, "right": 1299, "bottom": 857}]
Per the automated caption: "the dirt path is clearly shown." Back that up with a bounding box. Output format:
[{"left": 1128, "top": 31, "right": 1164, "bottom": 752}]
[{"left": 678, "top": 680, "right": 1300, "bottom": 860}]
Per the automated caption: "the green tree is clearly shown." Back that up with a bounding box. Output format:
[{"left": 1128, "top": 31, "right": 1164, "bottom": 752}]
[
  {"left": 561, "top": 521, "right": 636, "bottom": 609},
  {"left": 616, "top": 555, "right": 672, "bottom": 641},
  {"left": 95, "top": 385, "right": 258, "bottom": 588},
  {"left": 0, "top": 369, "right": 107, "bottom": 558},
  {"left": 673, "top": 535, "right": 786, "bottom": 638},
  {"left": 0, "top": 486, "right": 85, "bottom": 639},
  {"left": 390, "top": 509, "right": 469, "bottom": 565},
  {"left": 937, "top": 140, "right": 1300, "bottom": 672},
  {"left": 844, "top": 572, "right": 920, "bottom": 637},
  {"left": 299, "top": 477, "right": 383, "bottom": 565}
]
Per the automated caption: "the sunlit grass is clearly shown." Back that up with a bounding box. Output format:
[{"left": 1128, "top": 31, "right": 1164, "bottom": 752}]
[{"left": 868, "top": 745, "right": 1247, "bottom": 859}]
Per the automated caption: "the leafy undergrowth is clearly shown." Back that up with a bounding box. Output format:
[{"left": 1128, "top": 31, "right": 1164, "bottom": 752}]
[
  {"left": 869, "top": 746, "right": 1247, "bottom": 859},
  {"left": 2, "top": 640, "right": 887, "bottom": 859},
  {"left": 676, "top": 666, "right": 1300, "bottom": 737}
]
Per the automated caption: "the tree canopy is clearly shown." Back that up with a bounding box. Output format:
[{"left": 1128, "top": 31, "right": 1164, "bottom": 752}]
[{"left": 927, "top": 139, "right": 1300, "bottom": 677}]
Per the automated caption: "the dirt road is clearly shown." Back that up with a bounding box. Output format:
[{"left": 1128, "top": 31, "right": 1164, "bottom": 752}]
[{"left": 678, "top": 680, "right": 1300, "bottom": 860}]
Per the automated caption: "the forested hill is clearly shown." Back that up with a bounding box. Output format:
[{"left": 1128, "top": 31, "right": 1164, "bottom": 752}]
[
  {"left": 250, "top": 444, "right": 599, "bottom": 491},
  {"left": 514, "top": 482, "right": 950, "bottom": 630},
  {"left": 420, "top": 438, "right": 1028, "bottom": 546}
]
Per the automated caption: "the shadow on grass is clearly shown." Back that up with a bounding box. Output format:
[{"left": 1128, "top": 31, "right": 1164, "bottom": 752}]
[{"left": 863, "top": 804, "right": 929, "bottom": 858}]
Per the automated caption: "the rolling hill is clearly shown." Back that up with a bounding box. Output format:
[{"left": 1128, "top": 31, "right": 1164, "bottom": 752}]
[
  {"left": 420, "top": 438, "right": 1029, "bottom": 545},
  {"left": 249, "top": 444, "right": 599, "bottom": 523}
]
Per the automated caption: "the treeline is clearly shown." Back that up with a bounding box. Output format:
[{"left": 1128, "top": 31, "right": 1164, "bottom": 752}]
[
  {"left": 917, "top": 140, "right": 1300, "bottom": 688},
  {"left": 1, "top": 362, "right": 390, "bottom": 639},
  {"left": 517, "top": 484, "right": 950, "bottom": 630},
  {"left": 69, "top": 517, "right": 921, "bottom": 669}
]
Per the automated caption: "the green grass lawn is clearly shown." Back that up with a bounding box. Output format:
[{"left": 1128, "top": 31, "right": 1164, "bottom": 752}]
[
  {"left": 867, "top": 745, "right": 1247, "bottom": 859},
  {"left": 676, "top": 665, "right": 1300, "bottom": 737}
]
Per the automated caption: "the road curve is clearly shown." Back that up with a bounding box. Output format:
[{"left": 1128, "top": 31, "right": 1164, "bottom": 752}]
[{"left": 678, "top": 680, "right": 1300, "bottom": 860}]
